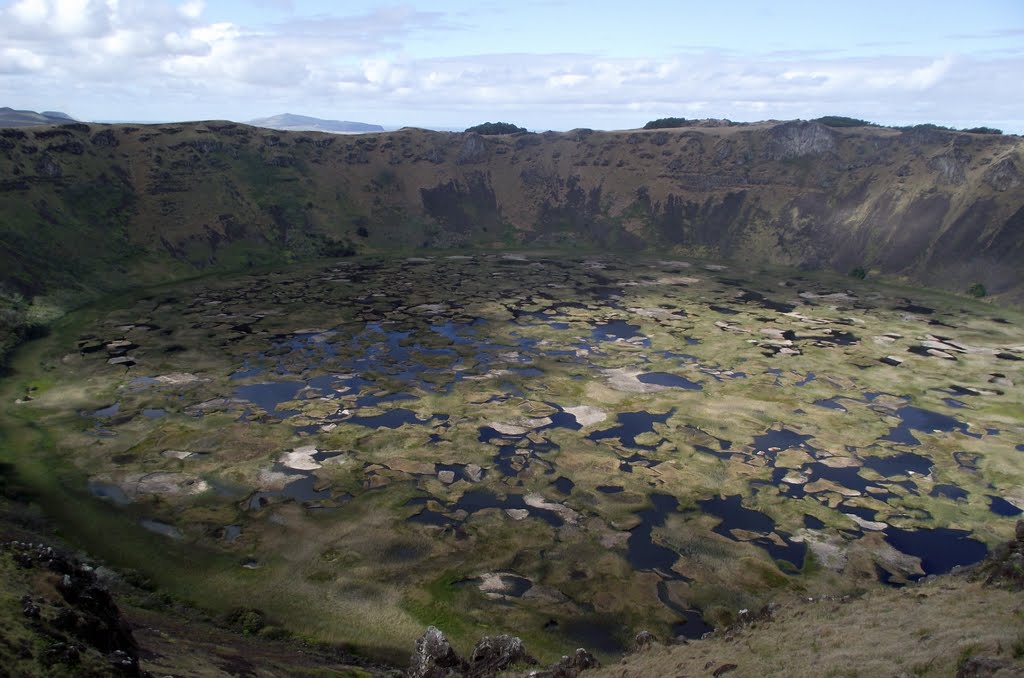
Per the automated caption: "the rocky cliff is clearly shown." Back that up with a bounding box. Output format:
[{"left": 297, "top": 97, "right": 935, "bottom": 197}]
[{"left": 1, "top": 120, "right": 1022, "bottom": 304}]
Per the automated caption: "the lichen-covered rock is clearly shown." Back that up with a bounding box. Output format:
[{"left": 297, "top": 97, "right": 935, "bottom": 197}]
[
  {"left": 407, "top": 626, "right": 466, "bottom": 678},
  {"left": 529, "top": 648, "right": 600, "bottom": 678},
  {"left": 468, "top": 634, "right": 537, "bottom": 675}
]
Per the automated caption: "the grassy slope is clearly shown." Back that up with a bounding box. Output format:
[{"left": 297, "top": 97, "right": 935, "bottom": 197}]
[{"left": 590, "top": 578, "right": 1024, "bottom": 677}]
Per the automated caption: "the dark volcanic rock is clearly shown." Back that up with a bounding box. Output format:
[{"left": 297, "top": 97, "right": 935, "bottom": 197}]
[
  {"left": 956, "top": 655, "right": 1015, "bottom": 678},
  {"left": 91, "top": 129, "right": 119, "bottom": 147}
]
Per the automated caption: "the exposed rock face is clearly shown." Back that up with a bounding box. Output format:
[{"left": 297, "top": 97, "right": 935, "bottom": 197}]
[
  {"left": 764, "top": 120, "right": 836, "bottom": 160},
  {"left": 3, "top": 119, "right": 1024, "bottom": 305},
  {"left": 985, "top": 156, "right": 1022, "bottom": 192},
  {"left": 457, "top": 133, "right": 488, "bottom": 164}
]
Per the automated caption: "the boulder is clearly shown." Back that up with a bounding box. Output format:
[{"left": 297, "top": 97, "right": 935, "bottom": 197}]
[
  {"left": 530, "top": 648, "right": 600, "bottom": 677},
  {"left": 407, "top": 626, "right": 466, "bottom": 678},
  {"left": 468, "top": 634, "right": 537, "bottom": 675}
]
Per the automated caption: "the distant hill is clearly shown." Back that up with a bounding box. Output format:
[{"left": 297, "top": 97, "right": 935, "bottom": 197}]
[
  {"left": 246, "top": 113, "right": 382, "bottom": 134},
  {"left": 0, "top": 107, "right": 76, "bottom": 127}
]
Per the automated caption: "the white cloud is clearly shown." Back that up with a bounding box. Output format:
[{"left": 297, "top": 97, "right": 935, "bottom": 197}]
[{"left": 0, "top": 2, "right": 1018, "bottom": 133}]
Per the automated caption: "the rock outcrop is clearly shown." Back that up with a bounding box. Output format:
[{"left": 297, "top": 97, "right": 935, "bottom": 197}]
[
  {"left": 3, "top": 540, "right": 140, "bottom": 675},
  {"left": 975, "top": 519, "right": 1024, "bottom": 589},
  {"left": 407, "top": 627, "right": 596, "bottom": 678}
]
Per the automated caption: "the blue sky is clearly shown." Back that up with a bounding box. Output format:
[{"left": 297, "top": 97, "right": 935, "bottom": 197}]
[{"left": 1, "top": 0, "right": 1022, "bottom": 131}]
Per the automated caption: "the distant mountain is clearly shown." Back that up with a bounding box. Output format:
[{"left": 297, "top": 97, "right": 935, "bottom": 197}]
[
  {"left": 246, "top": 113, "right": 383, "bottom": 134},
  {"left": 0, "top": 107, "right": 76, "bottom": 127}
]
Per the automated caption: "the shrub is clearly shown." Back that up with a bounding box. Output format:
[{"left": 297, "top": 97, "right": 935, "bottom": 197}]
[
  {"left": 224, "top": 607, "right": 266, "bottom": 635},
  {"left": 643, "top": 117, "right": 690, "bottom": 130},
  {"left": 962, "top": 126, "right": 1002, "bottom": 135},
  {"left": 967, "top": 282, "right": 987, "bottom": 298},
  {"left": 464, "top": 122, "right": 527, "bottom": 135},
  {"left": 813, "top": 116, "right": 877, "bottom": 128},
  {"left": 849, "top": 266, "right": 867, "bottom": 280}
]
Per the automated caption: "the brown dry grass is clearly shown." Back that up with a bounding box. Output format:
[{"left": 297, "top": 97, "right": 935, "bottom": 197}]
[{"left": 590, "top": 579, "right": 1024, "bottom": 677}]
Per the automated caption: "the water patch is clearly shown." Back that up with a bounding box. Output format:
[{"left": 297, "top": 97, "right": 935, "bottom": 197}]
[
  {"left": 863, "top": 452, "right": 932, "bottom": 477},
  {"left": 698, "top": 495, "right": 806, "bottom": 569},
  {"left": 588, "top": 410, "right": 674, "bottom": 450},
  {"left": 626, "top": 494, "right": 681, "bottom": 573},
  {"left": 88, "top": 480, "right": 131, "bottom": 505},
  {"left": 813, "top": 398, "right": 847, "bottom": 411},
  {"left": 552, "top": 476, "right": 574, "bottom": 495},
  {"left": 591, "top": 320, "right": 648, "bottom": 345},
  {"left": 883, "top": 527, "right": 986, "bottom": 577},
  {"left": 988, "top": 496, "right": 1023, "bottom": 517},
  {"left": 930, "top": 484, "right": 968, "bottom": 500},
  {"left": 234, "top": 381, "right": 304, "bottom": 418},
  {"left": 803, "top": 515, "right": 826, "bottom": 529},
  {"left": 880, "top": 406, "right": 976, "bottom": 446},
  {"left": 597, "top": 485, "right": 624, "bottom": 494},
  {"left": 347, "top": 408, "right": 432, "bottom": 429},
  {"left": 636, "top": 372, "right": 702, "bottom": 390},
  {"left": 140, "top": 519, "right": 182, "bottom": 539},
  {"left": 91, "top": 403, "right": 120, "bottom": 418},
  {"left": 751, "top": 428, "right": 814, "bottom": 455}
]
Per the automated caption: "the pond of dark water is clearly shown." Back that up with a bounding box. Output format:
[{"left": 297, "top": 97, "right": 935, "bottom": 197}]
[
  {"left": 88, "top": 480, "right": 131, "bottom": 505},
  {"left": 591, "top": 320, "right": 648, "bottom": 345},
  {"left": 552, "top": 476, "right": 575, "bottom": 495},
  {"left": 930, "top": 484, "right": 968, "bottom": 500},
  {"left": 637, "top": 372, "right": 702, "bottom": 390},
  {"left": 863, "top": 452, "right": 932, "bottom": 477},
  {"left": 235, "top": 381, "right": 304, "bottom": 418},
  {"left": 588, "top": 410, "right": 674, "bottom": 450},
  {"left": 698, "top": 495, "right": 806, "bottom": 569},
  {"left": 813, "top": 398, "right": 847, "bottom": 411},
  {"left": 347, "top": 408, "right": 432, "bottom": 429},
  {"left": 751, "top": 428, "right": 814, "bottom": 455},
  {"left": 883, "top": 526, "right": 986, "bottom": 577},
  {"left": 988, "top": 496, "right": 1023, "bottom": 517},
  {"left": 880, "top": 406, "right": 975, "bottom": 446}
]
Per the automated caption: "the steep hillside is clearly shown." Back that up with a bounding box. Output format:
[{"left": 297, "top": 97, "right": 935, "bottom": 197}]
[{"left": 1, "top": 119, "right": 1022, "bottom": 307}]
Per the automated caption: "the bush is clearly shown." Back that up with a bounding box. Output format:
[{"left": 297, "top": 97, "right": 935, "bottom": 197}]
[
  {"left": 224, "top": 608, "right": 266, "bottom": 635},
  {"left": 464, "top": 122, "right": 527, "bottom": 135},
  {"left": 813, "top": 116, "right": 877, "bottom": 128},
  {"left": 967, "top": 282, "right": 987, "bottom": 298},
  {"left": 849, "top": 266, "right": 867, "bottom": 280},
  {"left": 643, "top": 117, "right": 690, "bottom": 130},
  {"left": 962, "top": 126, "right": 1002, "bottom": 135}
]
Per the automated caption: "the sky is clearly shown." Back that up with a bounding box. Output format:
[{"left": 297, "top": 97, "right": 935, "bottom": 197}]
[{"left": 1, "top": 0, "right": 1022, "bottom": 132}]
